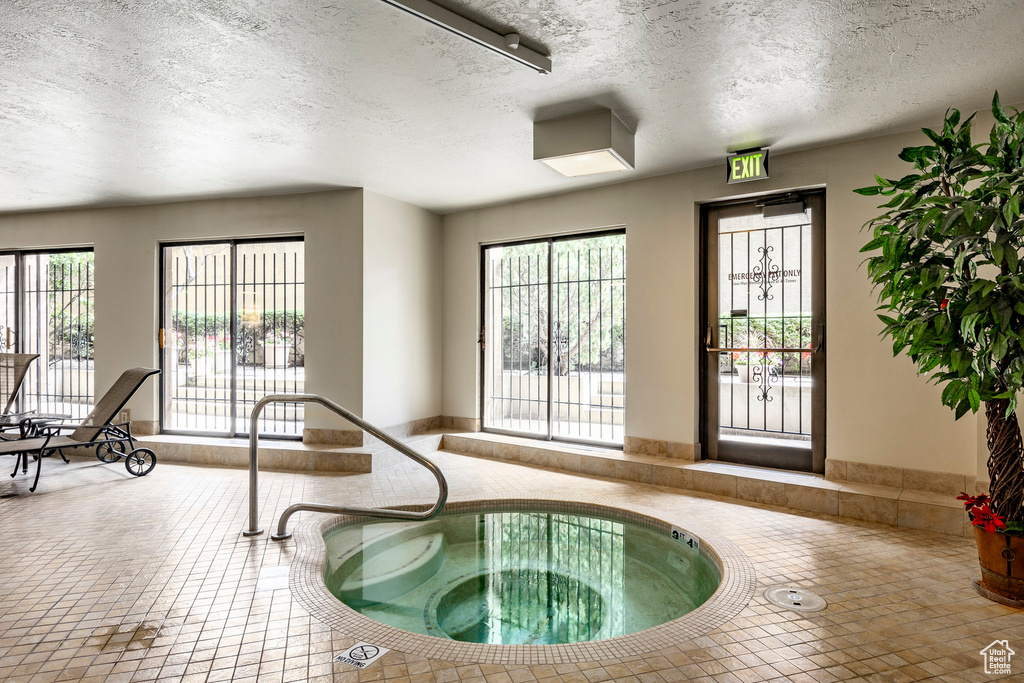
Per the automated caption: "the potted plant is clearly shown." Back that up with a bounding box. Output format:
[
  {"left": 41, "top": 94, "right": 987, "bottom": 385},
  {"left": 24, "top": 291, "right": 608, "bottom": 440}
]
[
  {"left": 732, "top": 351, "right": 752, "bottom": 383},
  {"left": 957, "top": 493, "right": 1024, "bottom": 603},
  {"left": 264, "top": 331, "right": 293, "bottom": 368},
  {"left": 856, "top": 92, "right": 1024, "bottom": 605}
]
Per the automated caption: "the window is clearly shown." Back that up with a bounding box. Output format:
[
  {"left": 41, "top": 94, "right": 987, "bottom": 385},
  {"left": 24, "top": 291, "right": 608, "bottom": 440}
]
[
  {"left": 161, "top": 239, "right": 304, "bottom": 437},
  {"left": 482, "top": 231, "right": 625, "bottom": 446},
  {"left": 0, "top": 250, "right": 95, "bottom": 418}
]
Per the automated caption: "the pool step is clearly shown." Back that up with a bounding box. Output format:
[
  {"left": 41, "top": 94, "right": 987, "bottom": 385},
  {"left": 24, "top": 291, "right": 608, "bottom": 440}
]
[{"left": 340, "top": 531, "right": 447, "bottom": 606}]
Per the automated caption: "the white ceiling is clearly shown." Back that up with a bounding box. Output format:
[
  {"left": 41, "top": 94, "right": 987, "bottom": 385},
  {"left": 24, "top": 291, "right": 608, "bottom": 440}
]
[{"left": 2, "top": 0, "right": 1023, "bottom": 215}]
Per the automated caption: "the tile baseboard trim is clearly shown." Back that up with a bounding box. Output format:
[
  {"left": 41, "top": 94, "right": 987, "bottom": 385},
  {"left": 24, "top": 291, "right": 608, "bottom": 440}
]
[
  {"left": 824, "top": 458, "right": 976, "bottom": 497},
  {"left": 624, "top": 435, "right": 696, "bottom": 460},
  {"left": 440, "top": 415, "right": 481, "bottom": 432},
  {"left": 130, "top": 420, "right": 159, "bottom": 436},
  {"left": 303, "top": 428, "right": 363, "bottom": 446}
]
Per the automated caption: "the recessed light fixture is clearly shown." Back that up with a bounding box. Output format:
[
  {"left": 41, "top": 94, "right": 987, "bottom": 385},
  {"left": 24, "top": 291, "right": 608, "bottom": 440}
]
[{"left": 534, "top": 110, "right": 635, "bottom": 177}]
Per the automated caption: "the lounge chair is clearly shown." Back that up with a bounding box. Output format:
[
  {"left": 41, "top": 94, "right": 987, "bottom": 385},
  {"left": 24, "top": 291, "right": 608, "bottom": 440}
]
[
  {"left": 2, "top": 367, "right": 159, "bottom": 492},
  {"left": 0, "top": 353, "right": 42, "bottom": 439},
  {"left": 0, "top": 352, "right": 39, "bottom": 415}
]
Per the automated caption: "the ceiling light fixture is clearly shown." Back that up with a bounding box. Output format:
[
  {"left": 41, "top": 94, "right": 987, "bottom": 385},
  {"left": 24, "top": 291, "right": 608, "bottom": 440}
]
[
  {"left": 377, "top": 0, "right": 551, "bottom": 73},
  {"left": 534, "top": 110, "right": 635, "bottom": 177}
]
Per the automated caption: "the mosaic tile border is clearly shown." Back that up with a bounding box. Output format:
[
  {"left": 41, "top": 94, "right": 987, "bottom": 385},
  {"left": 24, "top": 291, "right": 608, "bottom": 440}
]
[{"left": 289, "top": 496, "right": 757, "bottom": 665}]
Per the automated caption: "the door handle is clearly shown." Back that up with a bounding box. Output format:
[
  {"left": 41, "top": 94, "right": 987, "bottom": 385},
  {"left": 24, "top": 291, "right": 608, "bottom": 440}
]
[{"left": 814, "top": 324, "right": 825, "bottom": 353}]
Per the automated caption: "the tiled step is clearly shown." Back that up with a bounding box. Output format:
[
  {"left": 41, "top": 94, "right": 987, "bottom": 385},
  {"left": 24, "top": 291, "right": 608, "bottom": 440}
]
[
  {"left": 338, "top": 529, "right": 447, "bottom": 605},
  {"left": 440, "top": 432, "right": 968, "bottom": 537},
  {"left": 137, "top": 434, "right": 371, "bottom": 473},
  {"left": 135, "top": 432, "right": 444, "bottom": 474}
]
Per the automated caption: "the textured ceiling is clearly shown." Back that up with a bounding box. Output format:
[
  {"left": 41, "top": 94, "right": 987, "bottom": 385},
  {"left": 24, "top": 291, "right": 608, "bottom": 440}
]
[{"left": 2, "top": 0, "right": 1023, "bottom": 215}]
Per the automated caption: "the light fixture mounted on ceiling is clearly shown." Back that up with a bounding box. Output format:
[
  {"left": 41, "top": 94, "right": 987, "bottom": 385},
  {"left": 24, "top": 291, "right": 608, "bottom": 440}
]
[
  {"left": 377, "top": 0, "right": 550, "bottom": 73},
  {"left": 534, "top": 109, "right": 635, "bottom": 177}
]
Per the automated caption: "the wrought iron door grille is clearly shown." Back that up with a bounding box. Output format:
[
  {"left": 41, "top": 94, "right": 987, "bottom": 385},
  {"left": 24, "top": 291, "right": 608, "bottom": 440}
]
[
  {"left": 162, "top": 240, "right": 304, "bottom": 437},
  {"left": 483, "top": 232, "right": 625, "bottom": 446},
  {"left": 718, "top": 215, "right": 812, "bottom": 442}
]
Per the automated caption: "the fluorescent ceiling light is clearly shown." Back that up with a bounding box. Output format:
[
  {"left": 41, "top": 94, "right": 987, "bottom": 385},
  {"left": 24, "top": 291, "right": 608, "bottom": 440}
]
[
  {"left": 534, "top": 110, "right": 635, "bottom": 177},
  {"left": 539, "top": 150, "right": 632, "bottom": 177}
]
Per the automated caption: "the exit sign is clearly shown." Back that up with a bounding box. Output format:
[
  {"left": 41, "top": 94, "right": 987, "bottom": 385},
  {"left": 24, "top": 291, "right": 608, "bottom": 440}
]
[{"left": 727, "top": 148, "right": 769, "bottom": 183}]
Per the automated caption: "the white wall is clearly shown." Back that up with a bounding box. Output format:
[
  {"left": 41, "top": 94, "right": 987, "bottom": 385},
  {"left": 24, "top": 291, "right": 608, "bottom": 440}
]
[
  {"left": 442, "top": 131, "right": 983, "bottom": 476},
  {"left": 0, "top": 190, "right": 364, "bottom": 431},
  {"left": 362, "top": 192, "right": 443, "bottom": 428}
]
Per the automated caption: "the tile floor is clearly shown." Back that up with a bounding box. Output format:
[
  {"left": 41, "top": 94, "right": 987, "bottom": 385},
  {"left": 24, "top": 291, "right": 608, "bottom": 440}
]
[{"left": 1, "top": 445, "right": 1022, "bottom": 682}]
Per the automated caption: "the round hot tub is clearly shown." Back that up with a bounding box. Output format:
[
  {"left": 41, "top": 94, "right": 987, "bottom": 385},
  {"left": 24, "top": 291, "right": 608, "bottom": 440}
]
[{"left": 290, "top": 499, "right": 755, "bottom": 663}]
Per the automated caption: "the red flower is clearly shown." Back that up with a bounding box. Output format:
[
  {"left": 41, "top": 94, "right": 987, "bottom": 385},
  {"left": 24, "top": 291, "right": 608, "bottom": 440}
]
[
  {"left": 969, "top": 503, "right": 1006, "bottom": 533},
  {"left": 957, "top": 492, "right": 990, "bottom": 509},
  {"left": 940, "top": 298, "right": 949, "bottom": 309}
]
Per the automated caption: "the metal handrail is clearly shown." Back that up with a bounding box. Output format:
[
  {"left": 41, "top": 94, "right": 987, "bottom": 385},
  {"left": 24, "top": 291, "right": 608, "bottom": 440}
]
[{"left": 241, "top": 393, "right": 448, "bottom": 541}]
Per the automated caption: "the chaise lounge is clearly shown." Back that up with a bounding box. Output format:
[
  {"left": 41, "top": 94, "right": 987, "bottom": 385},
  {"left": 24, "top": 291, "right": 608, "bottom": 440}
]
[{"left": 2, "top": 367, "right": 160, "bottom": 492}]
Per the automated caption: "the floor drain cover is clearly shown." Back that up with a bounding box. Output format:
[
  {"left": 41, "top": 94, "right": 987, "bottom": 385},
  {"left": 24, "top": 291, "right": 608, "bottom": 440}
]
[{"left": 764, "top": 586, "right": 827, "bottom": 612}]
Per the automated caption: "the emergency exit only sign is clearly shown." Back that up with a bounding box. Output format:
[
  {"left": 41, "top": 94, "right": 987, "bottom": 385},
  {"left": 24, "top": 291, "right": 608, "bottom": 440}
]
[{"left": 726, "top": 148, "right": 769, "bottom": 183}]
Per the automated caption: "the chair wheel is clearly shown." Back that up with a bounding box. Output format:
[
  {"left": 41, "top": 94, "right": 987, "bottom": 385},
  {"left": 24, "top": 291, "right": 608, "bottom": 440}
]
[
  {"left": 125, "top": 448, "right": 156, "bottom": 476},
  {"left": 96, "top": 442, "right": 127, "bottom": 463}
]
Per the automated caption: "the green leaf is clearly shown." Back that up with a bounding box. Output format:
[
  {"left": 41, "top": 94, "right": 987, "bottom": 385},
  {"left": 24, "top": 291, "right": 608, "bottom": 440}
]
[
  {"left": 968, "top": 387, "right": 981, "bottom": 412},
  {"left": 955, "top": 398, "right": 971, "bottom": 419},
  {"left": 993, "top": 242, "right": 1005, "bottom": 265},
  {"left": 898, "top": 146, "right": 934, "bottom": 164},
  {"left": 993, "top": 334, "right": 1008, "bottom": 361},
  {"left": 941, "top": 381, "right": 960, "bottom": 405},
  {"left": 877, "top": 314, "right": 898, "bottom": 327},
  {"left": 963, "top": 201, "right": 977, "bottom": 225},
  {"left": 860, "top": 237, "right": 886, "bottom": 253},
  {"left": 993, "top": 91, "right": 1010, "bottom": 124},
  {"left": 939, "top": 207, "right": 964, "bottom": 233}
]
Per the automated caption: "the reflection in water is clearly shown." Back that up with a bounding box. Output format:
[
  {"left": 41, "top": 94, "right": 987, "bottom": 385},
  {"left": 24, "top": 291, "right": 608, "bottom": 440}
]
[
  {"left": 324, "top": 509, "right": 718, "bottom": 645},
  {"left": 466, "top": 513, "right": 623, "bottom": 644}
]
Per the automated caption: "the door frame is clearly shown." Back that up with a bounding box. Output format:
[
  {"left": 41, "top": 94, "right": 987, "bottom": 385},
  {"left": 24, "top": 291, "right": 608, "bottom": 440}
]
[
  {"left": 478, "top": 228, "right": 626, "bottom": 449},
  {"left": 698, "top": 190, "right": 826, "bottom": 473}
]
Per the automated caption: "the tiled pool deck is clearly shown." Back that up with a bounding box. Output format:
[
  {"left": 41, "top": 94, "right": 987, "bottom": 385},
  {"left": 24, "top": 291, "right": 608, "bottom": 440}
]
[{"left": 1, "top": 445, "right": 1022, "bottom": 682}]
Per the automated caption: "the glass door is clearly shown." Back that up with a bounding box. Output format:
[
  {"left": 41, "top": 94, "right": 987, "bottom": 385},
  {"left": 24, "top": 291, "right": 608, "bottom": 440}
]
[
  {"left": 0, "top": 255, "right": 16, "bottom": 353},
  {"left": 701, "top": 192, "right": 825, "bottom": 472},
  {"left": 0, "top": 251, "right": 97, "bottom": 417},
  {"left": 20, "top": 251, "right": 96, "bottom": 418},
  {"left": 161, "top": 239, "right": 304, "bottom": 438},
  {"left": 482, "top": 231, "right": 626, "bottom": 446}
]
